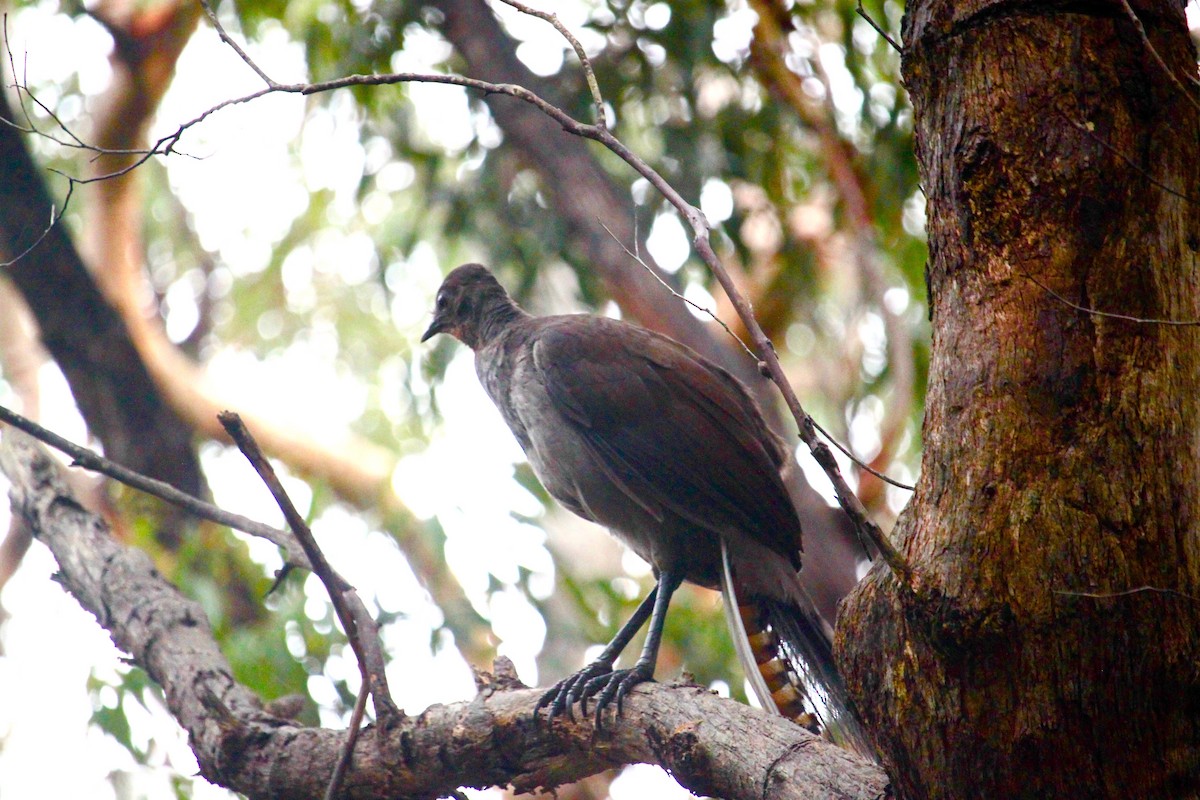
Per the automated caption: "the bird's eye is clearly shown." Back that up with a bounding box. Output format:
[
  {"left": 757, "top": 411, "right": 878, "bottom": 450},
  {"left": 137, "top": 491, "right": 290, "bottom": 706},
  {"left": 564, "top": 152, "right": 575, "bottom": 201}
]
[{"left": 436, "top": 294, "right": 449, "bottom": 311}]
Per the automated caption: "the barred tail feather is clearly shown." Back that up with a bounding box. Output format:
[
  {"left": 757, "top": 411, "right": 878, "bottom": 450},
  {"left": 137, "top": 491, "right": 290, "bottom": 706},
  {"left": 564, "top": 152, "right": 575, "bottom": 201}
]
[
  {"left": 760, "top": 597, "right": 874, "bottom": 755},
  {"left": 719, "top": 541, "right": 783, "bottom": 715},
  {"left": 719, "top": 540, "right": 874, "bottom": 756}
]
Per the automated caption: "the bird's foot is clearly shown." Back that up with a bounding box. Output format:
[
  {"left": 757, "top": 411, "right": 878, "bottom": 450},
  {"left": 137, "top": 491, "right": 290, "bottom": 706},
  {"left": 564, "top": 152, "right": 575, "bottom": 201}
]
[
  {"left": 535, "top": 659, "right": 614, "bottom": 724},
  {"left": 579, "top": 660, "right": 655, "bottom": 728}
]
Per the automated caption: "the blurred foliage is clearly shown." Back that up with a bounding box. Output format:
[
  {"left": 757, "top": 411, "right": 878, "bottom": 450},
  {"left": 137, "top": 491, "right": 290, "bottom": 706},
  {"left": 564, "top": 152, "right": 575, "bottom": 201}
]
[{"left": 5, "top": 0, "right": 926, "bottom": 795}]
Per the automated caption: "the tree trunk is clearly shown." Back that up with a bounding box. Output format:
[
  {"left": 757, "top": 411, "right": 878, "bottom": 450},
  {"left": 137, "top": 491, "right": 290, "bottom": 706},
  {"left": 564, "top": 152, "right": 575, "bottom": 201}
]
[{"left": 840, "top": 1, "right": 1200, "bottom": 798}]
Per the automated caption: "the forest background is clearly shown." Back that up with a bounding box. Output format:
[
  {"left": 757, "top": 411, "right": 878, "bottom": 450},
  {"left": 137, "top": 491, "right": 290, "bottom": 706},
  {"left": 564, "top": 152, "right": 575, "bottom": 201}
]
[{"left": 2, "top": 0, "right": 1195, "bottom": 797}]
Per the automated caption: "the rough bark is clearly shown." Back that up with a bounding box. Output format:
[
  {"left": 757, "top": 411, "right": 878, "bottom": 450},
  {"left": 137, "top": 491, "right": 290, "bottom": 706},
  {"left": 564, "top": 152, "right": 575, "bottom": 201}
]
[
  {"left": 0, "top": 431, "right": 889, "bottom": 800},
  {"left": 840, "top": 1, "right": 1200, "bottom": 798}
]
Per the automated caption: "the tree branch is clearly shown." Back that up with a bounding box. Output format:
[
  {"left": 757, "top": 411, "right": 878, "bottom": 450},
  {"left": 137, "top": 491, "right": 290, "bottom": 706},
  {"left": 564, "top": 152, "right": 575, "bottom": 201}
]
[
  {"left": 0, "top": 429, "right": 889, "bottom": 800},
  {"left": 218, "top": 411, "right": 401, "bottom": 732}
]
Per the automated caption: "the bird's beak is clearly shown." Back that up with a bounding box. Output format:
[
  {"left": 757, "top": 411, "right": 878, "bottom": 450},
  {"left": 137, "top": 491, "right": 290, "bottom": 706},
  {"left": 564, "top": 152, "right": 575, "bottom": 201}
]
[{"left": 420, "top": 317, "right": 446, "bottom": 342}]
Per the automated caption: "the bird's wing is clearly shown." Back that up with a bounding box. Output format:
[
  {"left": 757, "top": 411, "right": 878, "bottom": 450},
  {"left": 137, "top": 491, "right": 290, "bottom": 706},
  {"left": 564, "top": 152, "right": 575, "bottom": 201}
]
[{"left": 530, "top": 316, "right": 802, "bottom": 565}]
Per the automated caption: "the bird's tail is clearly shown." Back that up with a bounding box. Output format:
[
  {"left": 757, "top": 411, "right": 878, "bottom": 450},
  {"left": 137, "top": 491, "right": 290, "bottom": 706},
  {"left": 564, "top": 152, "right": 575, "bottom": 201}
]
[{"left": 720, "top": 540, "right": 874, "bottom": 756}]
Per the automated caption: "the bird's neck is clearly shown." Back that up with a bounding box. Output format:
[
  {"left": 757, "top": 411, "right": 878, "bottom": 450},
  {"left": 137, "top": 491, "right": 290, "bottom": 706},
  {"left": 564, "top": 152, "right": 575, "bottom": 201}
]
[{"left": 469, "top": 295, "right": 528, "bottom": 349}]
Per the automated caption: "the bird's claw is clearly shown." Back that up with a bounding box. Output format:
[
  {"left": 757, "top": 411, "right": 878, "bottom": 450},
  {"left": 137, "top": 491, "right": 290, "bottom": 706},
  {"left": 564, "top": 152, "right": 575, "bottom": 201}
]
[
  {"left": 580, "top": 662, "right": 655, "bottom": 729},
  {"left": 535, "top": 660, "right": 614, "bottom": 725}
]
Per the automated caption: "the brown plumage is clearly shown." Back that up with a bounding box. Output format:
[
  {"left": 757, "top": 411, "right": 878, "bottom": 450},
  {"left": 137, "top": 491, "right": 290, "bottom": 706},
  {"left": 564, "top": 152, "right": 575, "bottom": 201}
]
[{"left": 423, "top": 263, "right": 864, "bottom": 742}]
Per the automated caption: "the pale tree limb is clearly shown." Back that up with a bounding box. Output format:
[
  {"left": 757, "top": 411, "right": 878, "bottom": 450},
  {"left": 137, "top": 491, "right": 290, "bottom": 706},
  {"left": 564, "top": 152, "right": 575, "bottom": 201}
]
[{"left": 0, "top": 430, "right": 890, "bottom": 800}]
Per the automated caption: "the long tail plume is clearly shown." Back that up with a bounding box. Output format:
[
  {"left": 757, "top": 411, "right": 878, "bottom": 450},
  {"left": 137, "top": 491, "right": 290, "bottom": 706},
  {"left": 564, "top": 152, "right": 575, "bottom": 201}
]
[{"left": 719, "top": 540, "right": 874, "bottom": 756}]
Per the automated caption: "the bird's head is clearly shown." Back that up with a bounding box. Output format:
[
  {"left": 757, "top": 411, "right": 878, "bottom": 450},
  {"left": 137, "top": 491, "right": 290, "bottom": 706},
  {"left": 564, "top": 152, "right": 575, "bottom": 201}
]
[{"left": 421, "top": 263, "right": 517, "bottom": 349}]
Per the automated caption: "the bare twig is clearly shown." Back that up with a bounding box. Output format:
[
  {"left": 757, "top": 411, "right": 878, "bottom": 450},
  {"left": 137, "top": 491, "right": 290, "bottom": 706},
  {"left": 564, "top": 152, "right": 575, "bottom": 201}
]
[
  {"left": 1058, "top": 111, "right": 1196, "bottom": 204},
  {"left": 1115, "top": 0, "right": 1200, "bottom": 104},
  {"left": 0, "top": 403, "right": 308, "bottom": 566},
  {"left": 198, "top": 0, "right": 278, "bottom": 88},
  {"left": 600, "top": 221, "right": 757, "bottom": 360},
  {"left": 1053, "top": 585, "right": 1200, "bottom": 602},
  {"left": 324, "top": 685, "right": 370, "bottom": 800},
  {"left": 2, "top": 15, "right": 204, "bottom": 180},
  {"left": 494, "top": 0, "right": 606, "bottom": 127},
  {"left": 217, "top": 412, "right": 402, "bottom": 734},
  {"left": 855, "top": 0, "right": 901, "bottom": 54},
  {"left": 1024, "top": 273, "right": 1200, "bottom": 326},
  {"left": 0, "top": 180, "right": 71, "bottom": 268},
  {"left": 809, "top": 417, "right": 915, "bottom": 491}
]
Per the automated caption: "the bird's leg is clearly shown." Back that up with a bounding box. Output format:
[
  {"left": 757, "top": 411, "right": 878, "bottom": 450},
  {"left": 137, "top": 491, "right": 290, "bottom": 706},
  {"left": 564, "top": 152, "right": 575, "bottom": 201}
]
[
  {"left": 536, "top": 584, "right": 657, "bottom": 723},
  {"left": 583, "top": 569, "right": 683, "bottom": 728}
]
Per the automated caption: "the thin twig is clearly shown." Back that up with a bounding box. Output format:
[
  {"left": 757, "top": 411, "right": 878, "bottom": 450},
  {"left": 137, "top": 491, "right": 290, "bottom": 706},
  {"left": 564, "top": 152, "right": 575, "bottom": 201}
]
[
  {"left": 809, "top": 417, "right": 914, "bottom": 491},
  {"left": 1058, "top": 111, "right": 1195, "bottom": 204},
  {"left": 600, "top": 221, "right": 757, "bottom": 360},
  {"left": 218, "top": 412, "right": 402, "bottom": 730},
  {"left": 0, "top": 403, "right": 309, "bottom": 566},
  {"left": 494, "top": 0, "right": 606, "bottom": 127},
  {"left": 855, "top": 0, "right": 901, "bottom": 54},
  {"left": 1115, "top": 0, "right": 1200, "bottom": 105},
  {"left": 1053, "top": 585, "right": 1200, "bottom": 602},
  {"left": 0, "top": 180, "right": 72, "bottom": 269},
  {"left": 198, "top": 0, "right": 278, "bottom": 88},
  {"left": 1024, "top": 273, "right": 1200, "bottom": 326},
  {"left": 324, "top": 685, "right": 370, "bottom": 800},
  {"left": 3, "top": 18, "right": 86, "bottom": 149}
]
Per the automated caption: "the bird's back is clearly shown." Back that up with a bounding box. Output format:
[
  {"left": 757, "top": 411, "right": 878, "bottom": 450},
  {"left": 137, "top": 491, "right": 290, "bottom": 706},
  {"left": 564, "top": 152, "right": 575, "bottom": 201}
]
[{"left": 475, "top": 312, "right": 804, "bottom": 593}]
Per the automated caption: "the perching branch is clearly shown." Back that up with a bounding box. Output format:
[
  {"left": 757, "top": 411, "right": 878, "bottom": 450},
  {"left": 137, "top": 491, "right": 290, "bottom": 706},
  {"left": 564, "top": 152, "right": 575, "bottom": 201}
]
[{"left": 0, "top": 429, "right": 889, "bottom": 800}]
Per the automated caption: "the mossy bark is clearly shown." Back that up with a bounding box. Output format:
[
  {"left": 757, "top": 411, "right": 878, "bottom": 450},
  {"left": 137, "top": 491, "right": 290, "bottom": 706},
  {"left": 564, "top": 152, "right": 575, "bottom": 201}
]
[{"left": 840, "top": 2, "right": 1200, "bottom": 797}]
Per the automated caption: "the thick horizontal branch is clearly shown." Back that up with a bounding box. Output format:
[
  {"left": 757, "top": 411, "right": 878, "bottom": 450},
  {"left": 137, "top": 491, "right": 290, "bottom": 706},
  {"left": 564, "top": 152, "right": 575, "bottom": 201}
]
[{"left": 0, "top": 430, "right": 888, "bottom": 800}]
